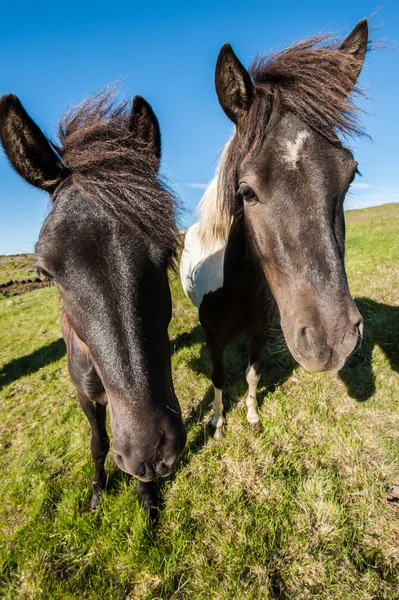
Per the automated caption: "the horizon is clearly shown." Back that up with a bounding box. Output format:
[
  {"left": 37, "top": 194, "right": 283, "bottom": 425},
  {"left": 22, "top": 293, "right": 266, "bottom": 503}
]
[
  {"left": 0, "top": 0, "right": 398, "bottom": 255},
  {"left": 1, "top": 203, "right": 397, "bottom": 259}
]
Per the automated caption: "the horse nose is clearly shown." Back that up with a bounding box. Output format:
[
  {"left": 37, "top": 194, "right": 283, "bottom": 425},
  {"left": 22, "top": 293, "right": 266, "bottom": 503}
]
[
  {"left": 293, "top": 309, "right": 363, "bottom": 372},
  {"left": 294, "top": 325, "right": 330, "bottom": 364},
  {"left": 112, "top": 448, "right": 180, "bottom": 481},
  {"left": 354, "top": 314, "right": 364, "bottom": 338},
  {"left": 112, "top": 450, "right": 155, "bottom": 481},
  {"left": 154, "top": 460, "right": 174, "bottom": 478},
  {"left": 133, "top": 460, "right": 175, "bottom": 481},
  {"left": 340, "top": 312, "right": 364, "bottom": 357}
]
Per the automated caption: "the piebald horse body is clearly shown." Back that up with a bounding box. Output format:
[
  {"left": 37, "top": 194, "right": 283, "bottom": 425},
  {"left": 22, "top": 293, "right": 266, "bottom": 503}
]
[{"left": 181, "top": 20, "right": 369, "bottom": 438}]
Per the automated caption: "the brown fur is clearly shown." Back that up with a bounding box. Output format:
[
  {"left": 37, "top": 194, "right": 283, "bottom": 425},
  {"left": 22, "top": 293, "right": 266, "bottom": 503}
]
[
  {"left": 220, "top": 32, "right": 370, "bottom": 222},
  {"left": 53, "top": 89, "right": 179, "bottom": 259}
]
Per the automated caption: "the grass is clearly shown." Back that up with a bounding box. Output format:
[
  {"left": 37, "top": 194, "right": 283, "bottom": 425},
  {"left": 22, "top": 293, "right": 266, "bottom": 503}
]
[
  {"left": 0, "top": 255, "right": 37, "bottom": 285},
  {"left": 0, "top": 203, "right": 398, "bottom": 599}
]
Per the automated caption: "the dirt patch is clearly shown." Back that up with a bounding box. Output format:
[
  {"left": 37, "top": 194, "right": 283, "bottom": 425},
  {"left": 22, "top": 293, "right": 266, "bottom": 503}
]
[{"left": 0, "top": 278, "right": 54, "bottom": 297}]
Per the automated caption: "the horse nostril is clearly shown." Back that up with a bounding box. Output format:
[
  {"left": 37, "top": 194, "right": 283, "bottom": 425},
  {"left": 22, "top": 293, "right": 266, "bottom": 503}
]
[
  {"left": 156, "top": 462, "right": 169, "bottom": 476},
  {"left": 294, "top": 324, "right": 330, "bottom": 365},
  {"left": 155, "top": 461, "right": 173, "bottom": 478},
  {"left": 137, "top": 462, "right": 146, "bottom": 478},
  {"left": 295, "top": 325, "right": 315, "bottom": 355},
  {"left": 355, "top": 317, "right": 364, "bottom": 338},
  {"left": 114, "top": 452, "right": 123, "bottom": 465}
]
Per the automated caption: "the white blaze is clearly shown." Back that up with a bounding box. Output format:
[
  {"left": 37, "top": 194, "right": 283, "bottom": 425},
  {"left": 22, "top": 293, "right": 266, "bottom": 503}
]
[{"left": 284, "top": 131, "right": 310, "bottom": 169}]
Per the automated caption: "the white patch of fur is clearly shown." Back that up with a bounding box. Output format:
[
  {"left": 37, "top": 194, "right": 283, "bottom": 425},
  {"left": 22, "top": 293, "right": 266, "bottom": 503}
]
[
  {"left": 284, "top": 131, "right": 310, "bottom": 169},
  {"left": 245, "top": 363, "right": 261, "bottom": 424},
  {"left": 180, "top": 222, "right": 225, "bottom": 307},
  {"left": 211, "top": 387, "right": 224, "bottom": 437},
  {"left": 179, "top": 136, "right": 235, "bottom": 308}
]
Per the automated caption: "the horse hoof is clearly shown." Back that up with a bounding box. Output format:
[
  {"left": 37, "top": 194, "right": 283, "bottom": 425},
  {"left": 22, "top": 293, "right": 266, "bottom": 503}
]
[
  {"left": 250, "top": 420, "right": 262, "bottom": 433},
  {"left": 89, "top": 474, "right": 107, "bottom": 509},
  {"left": 145, "top": 502, "right": 160, "bottom": 522},
  {"left": 213, "top": 427, "right": 224, "bottom": 440},
  {"left": 89, "top": 491, "right": 101, "bottom": 510}
]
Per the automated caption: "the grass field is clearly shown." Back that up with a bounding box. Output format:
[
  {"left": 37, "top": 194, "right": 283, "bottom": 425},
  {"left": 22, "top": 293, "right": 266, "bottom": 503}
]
[
  {"left": 0, "top": 203, "right": 398, "bottom": 599},
  {"left": 0, "top": 255, "right": 37, "bottom": 286}
]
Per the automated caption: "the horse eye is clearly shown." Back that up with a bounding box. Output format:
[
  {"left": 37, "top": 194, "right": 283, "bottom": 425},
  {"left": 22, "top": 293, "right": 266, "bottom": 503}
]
[
  {"left": 349, "top": 162, "right": 359, "bottom": 185},
  {"left": 238, "top": 184, "right": 257, "bottom": 203}
]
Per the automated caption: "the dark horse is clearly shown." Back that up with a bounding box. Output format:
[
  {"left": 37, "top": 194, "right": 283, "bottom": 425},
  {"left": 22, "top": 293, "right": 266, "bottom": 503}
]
[
  {"left": 180, "top": 20, "right": 368, "bottom": 438},
  {"left": 0, "top": 90, "right": 186, "bottom": 510}
]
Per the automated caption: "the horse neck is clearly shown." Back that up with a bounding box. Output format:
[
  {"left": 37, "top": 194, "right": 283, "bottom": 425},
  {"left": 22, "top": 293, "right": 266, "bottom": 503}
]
[{"left": 224, "top": 216, "right": 268, "bottom": 292}]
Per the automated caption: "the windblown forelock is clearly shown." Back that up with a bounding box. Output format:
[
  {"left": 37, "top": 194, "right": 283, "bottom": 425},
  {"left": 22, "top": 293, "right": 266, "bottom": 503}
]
[
  {"left": 250, "top": 34, "right": 369, "bottom": 142},
  {"left": 53, "top": 89, "right": 179, "bottom": 263}
]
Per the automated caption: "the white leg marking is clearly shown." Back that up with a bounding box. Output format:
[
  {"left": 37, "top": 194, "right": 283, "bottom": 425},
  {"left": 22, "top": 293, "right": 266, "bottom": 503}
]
[
  {"left": 246, "top": 364, "right": 260, "bottom": 424},
  {"left": 211, "top": 387, "right": 224, "bottom": 438}
]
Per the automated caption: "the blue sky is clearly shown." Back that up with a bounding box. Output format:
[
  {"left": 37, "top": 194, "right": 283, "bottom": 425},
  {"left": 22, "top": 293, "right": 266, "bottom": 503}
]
[{"left": 0, "top": 1, "right": 398, "bottom": 255}]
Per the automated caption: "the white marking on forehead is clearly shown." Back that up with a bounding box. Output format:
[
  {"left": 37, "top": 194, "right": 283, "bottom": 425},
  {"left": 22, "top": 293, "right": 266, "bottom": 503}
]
[{"left": 284, "top": 131, "right": 310, "bottom": 169}]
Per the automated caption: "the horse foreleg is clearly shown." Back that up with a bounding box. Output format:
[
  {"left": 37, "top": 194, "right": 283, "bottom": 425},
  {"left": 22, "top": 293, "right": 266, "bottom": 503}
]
[
  {"left": 136, "top": 480, "right": 159, "bottom": 518},
  {"left": 245, "top": 335, "right": 267, "bottom": 432},
  {"left": 78, "top": 394, "right": 110, "bottom": 509},
  {"left": 207, "top": 339, "right": 226, "bottom": 439}
]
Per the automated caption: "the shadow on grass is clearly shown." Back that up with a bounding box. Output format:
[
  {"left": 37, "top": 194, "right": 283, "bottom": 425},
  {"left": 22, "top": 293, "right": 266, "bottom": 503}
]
[
  {"left": 339, "top": 298, "right": 399, "bottom": 401},
  {"left": 4, "top": 297, "right": 397, "bottom": 513},
  {"left": 0, "top": 338, "right": 66, "bottom": 390},
  {"left": 162, "top": 295, "right": 399, "bottom": 501},
  {"left": 148, "top": 296, "right": 399, "bottom": 595},
  {"left": 171, "top": 296, "right": 399, "bottom": 410},
  {"left": 159, "top": 321, "right": 298, "bottom": 507}
]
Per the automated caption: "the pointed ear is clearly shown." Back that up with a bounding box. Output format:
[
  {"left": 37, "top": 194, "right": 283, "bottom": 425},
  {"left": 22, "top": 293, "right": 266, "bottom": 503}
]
[
  {"left": 339, "top": 19, "right": 369, "bottom": 85},
  {"left": 215, "top": 43, "right": 254, "bottom": 125},
  {"left": 0, "top": 94, "right": 67, "bottom": 193},
  {"left": 129, "top": 96, "right": 161, "bottom": 160}
]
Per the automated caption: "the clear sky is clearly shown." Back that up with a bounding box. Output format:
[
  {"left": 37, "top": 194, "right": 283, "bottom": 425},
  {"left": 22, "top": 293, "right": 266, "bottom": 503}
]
[{"left": 0, "top": 1, "right": 398, "bottom": 255}]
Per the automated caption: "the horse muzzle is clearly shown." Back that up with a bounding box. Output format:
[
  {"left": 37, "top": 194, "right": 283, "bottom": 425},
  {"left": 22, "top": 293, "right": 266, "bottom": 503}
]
[{"left": 290, "top": 314, "right": 364, "bottom": 372}]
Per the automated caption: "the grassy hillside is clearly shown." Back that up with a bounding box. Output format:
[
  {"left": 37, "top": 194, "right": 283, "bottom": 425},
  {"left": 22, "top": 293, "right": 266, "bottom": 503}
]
[
  {"left": 0, "top": 204, "right": 398, "bottom": 599},
  {"left": 0, "top": 254, "right": 37, "bottom": 286}
]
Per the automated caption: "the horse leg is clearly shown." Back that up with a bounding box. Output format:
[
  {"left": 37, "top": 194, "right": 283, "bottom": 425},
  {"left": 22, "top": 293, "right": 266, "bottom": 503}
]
[
  {"left": 245, "top": 335, "right": 267, "bottom": 432},
  {"left": 78, "top": 394, "right": 110, "bottom": 510},
  {"left": 207, "top": 337, "right": 227, "bottom": 440},
  {"left": 136, "top": 480, "right": 159, "bottom": 518}
]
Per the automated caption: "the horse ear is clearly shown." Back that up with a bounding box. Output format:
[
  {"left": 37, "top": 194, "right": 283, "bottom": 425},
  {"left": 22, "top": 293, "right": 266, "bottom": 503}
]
[
  {"left": 129, "top": 96, "right": 161, "bottom": 160},
  {"left": 339, "top": 19, "right": 368, "bottom": 85},
  {"left": 0, "top": 94, "right": 66, "bottom": 193},
  {"left": 215, "top": 43, "right": 254, "bottom": 125}
]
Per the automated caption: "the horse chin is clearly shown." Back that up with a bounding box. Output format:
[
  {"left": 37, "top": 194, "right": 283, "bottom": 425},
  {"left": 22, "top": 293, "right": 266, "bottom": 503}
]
[
  {"left": 135, "top": 474, "right": 156, "bottom": 483},
  {"left": 289, "top": 345, "right": 349, "bottom": 373},
  {"left": 114, "top": 459, "right": 155, "bottom": 482}
]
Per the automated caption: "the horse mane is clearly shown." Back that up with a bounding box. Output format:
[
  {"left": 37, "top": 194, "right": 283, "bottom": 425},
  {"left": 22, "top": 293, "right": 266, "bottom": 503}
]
[
  {"left": 54, "top": 89, "right": 178, "bottom": 261},
  {"left": 198, "top": 32, "right": 370, "bottom": 250},
  {"left": 197, "top": 138, "right": 233, "bottom": 251}
]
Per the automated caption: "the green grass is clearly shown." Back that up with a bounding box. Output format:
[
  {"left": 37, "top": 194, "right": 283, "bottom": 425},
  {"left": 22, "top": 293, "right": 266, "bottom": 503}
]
[
  {"left": 0, "top": 255, "right": 37, "bottom": 285},
  {"left": 1, "top": 204, "right": 398, "bottom": 599}
]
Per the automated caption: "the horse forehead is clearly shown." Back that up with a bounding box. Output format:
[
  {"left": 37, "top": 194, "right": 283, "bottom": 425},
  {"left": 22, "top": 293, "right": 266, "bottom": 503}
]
[{"left": 282, "top": 130, "right": 311, "bottom": 169}]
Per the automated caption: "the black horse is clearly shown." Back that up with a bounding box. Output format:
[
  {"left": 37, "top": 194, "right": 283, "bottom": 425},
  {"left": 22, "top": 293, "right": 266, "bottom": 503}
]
[
  {"left": 0, "top": 90, "right": 186, "bottom": 511},
  {"left": 181, "top": 20, "right": 369, "bottom": 438}
]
